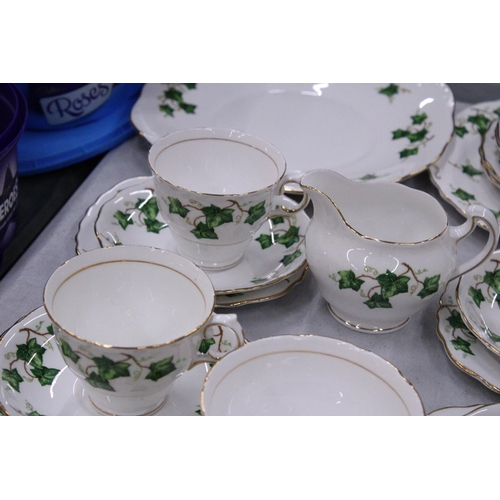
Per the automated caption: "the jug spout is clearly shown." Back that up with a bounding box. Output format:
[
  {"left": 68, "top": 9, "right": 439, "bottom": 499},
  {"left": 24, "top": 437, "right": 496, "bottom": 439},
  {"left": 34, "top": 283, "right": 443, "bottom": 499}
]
[{"left": 299, "top": 169, "right": 351, "bottom": 226}]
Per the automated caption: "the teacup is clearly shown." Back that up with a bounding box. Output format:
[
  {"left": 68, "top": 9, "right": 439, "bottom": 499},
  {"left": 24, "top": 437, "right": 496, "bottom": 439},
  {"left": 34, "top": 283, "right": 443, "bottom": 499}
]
[
  {"left": 43, "top": 245, "right": 245, "bottom": 416},
  {"left": 148, "top": 128, "right": 307, "bottom": 270}
]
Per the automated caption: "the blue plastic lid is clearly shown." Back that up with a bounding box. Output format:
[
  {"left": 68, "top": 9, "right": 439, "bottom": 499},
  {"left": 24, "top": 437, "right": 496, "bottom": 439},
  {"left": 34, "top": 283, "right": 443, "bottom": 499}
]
[{"left": 17, "top": 83, "right": 144, "bottom": 176}]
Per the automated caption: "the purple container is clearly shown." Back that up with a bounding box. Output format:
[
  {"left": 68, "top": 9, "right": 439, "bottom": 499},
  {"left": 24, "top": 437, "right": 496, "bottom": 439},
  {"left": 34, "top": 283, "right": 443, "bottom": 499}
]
[{"left": 0, "top": 84, "right": 27, "bottom": 260}]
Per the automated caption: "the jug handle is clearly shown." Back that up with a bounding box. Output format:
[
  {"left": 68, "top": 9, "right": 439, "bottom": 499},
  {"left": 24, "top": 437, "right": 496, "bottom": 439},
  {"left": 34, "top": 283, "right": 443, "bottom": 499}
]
[
  {"left": 449, "top": 204, "right": 499, "bottom": 281},
  {"left": 278, "top": 172, "right": 309, "bottom": 213}
]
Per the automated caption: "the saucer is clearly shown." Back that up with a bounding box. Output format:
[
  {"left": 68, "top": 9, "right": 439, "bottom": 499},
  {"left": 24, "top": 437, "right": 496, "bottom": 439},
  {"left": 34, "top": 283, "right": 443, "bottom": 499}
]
[
  {"left": 456, "top": 250, "right": 500, "bottom": 357},
  {"left": 436, "top": 281, "right": 500, "bottom": 394},
  {"left": 131, "top": 83, "right": 454, "bottom": 183},
  {"left": 479, "top": 119, "right": 500, "bottom": 188},
  {"left": 201, "top": 335, "right": 424, "bottom": 416},
  {"left": 79, "top": 176, "right": 309, "bottom": 295},
  {"left": 0, "top": 306, "right": 209, "bottom": 416},
  {"left": 427, "top": 404, "right": 484, "bottom": 416},
  {"left": 429, "top": 100, "right": 500, "bottom": 225}
]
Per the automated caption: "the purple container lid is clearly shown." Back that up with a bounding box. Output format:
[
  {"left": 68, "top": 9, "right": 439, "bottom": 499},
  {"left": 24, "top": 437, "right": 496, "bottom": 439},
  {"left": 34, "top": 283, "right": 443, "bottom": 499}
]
[{"left": 0, "top": 84, "right": 27, "bottom": 159}]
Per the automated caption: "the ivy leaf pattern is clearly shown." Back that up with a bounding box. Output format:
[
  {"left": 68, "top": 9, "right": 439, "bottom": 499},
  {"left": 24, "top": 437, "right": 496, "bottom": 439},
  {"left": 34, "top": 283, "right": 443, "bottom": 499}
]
[
  {"left": 364, "top": 292, "right": 392, "bottom": 309},
  {"left": 454, "top": 125, "right": 468, "bottom": 138},
  {"left": 281, "top": 250, "right": 302, "bottom": 266},
  {"left": 275, "top": 226, "right": 300, "bottom": 248},
  {"left": 468, "top": 286, "right": 485, "bottom": 307},
  {"left": 168, "top": 197, "right": 190, "bottom": 218},
  {"left": 483, "top": 270, "right": 500, "bottom": 295},
  {"left": 338, "top": 270, "right": 365, "bottom": 291},
  {"left": 255, "top": 233, "right": 273, "bottom": 249},
  {"left": 199, "top": 338, "right": 216, "bottom": 354},
  {"left": 60, "top": 338, "right": 80, "bottom": 364},
  {"left": 244, "top": 202, "right": 266, "bottom": 225},
  {"left": 452, "top": 188, "right": 476, "bottom": 201},
  {"left": 114, "top": 210, "right": 133, "bottom": 230},
  {"left": 136, "top": 197, "right": 159, "bottom": 221},
  {"left": 379, "top": 84, "right": 399, "bottom": 98},
  {"left": 86, "top": 372, "right": 115, "bottom": 391},
  {"left": 16, "top": 338, "right": 46, "bottom": 369},
  {"left": 468, "top": 114, "right": 490, "bottom": 135},
  {"left": 191, "top": 222, "right": 218, "bottom": 239},
  {"left": 1, "top": 368, "right": 24, "bottom": 393},
  {"left": 145, "top": 357, "right": 177, "bottom": 382},
  {"left": 417, "top": 274, "right": 441, "bottom": 299},
  {"left": 158, "top": 84, "right": 197, "bottom": 117},
  {"left": 201, "top": 205, "right": 234, "bottom": 228},
  {"left": 451, "top": 336, "right": 475, "bottom": 355},
  {"left": 462, "top": 164, "right": 483, "bottom": 177},
  {"left": 30, "top": 366, "right": 60, "bottom": 386},
  {"left": 377, "top": 271, "right": 410, "bottom": 299},
  {"left": 447, "top": 309, "right": 468, "bottom": 330},
  {"left": 92, "top": 356, "right": 131, "bottom": 381}
]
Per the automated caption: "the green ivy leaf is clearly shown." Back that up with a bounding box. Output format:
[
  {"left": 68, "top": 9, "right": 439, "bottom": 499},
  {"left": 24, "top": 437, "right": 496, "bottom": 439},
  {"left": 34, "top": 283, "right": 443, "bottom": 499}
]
[
  {"left": 271, "top": 216, "right": 285, "bottom": 225},
  {"left": 399, "top": 148, "right": 419, "bottom": 158},
  {"left": 1, "top": 368, "right": 24, "bottom": 392},
  {"left": 280, "top": 250, "right": 302, "bottom": 266},
  {"left": 191, "top": 222, "right": 218, "bottom": 239},
  {"left": 411, "top": 113, "right": 428, "bottom": 125},
  {"left": 486, "top": 328, "right": 500, "bottom": 342},
  {"left": 338, "top": 270, "right": 365, "bottom": 291},
  {"left": 184, "top": 83, "right": 197, "bottom": 89},
  {"left": 136, "top": 197, "right": 159, "bottom": 220},
  {"left": 144, "top": 218, "right": 168, "bottom": 234},
  {"left": 468, "top": 114, "right": 490, "bottom": 135},
  {"left": 199, "top": 338, "right": 216, "bottom": 354},
  {"left": 113, "top": 210, "right": 133, "bottom": 230},
  {"left": 159, "top": 104, "right": 174, "bottom": 116},
  {"left": 146, "top": 357, "right": 177, "bottom": 381},
  {"left": 454, "top": 125, "right": 468, "bottom": 138},
  {"left": 163, "top": 88, "right": 183, "bottom": 103},
  {"left": 202, "top": 205, "right": 234, "bottom": 228},
  {"left": 377, "top": 271, "right": 410, "bottom": 299},
  {"left": 483, "top": 270, "right": 500, "bottom": 295},
  {"left": 417, "top": 274, "right": 441, "bottom": 299},
  {"left": 168, "top": 197, "right": 190, "bottom": 218},
  {"left": 462, "top": 164, "right": 484, "bottom": 177},
  {"left": 447, "top": 309, "right": 468, "bottom": 330},
  {"left": 364, "top": 293, "right": 392, "bottom": 309},
  {"left": 468, "top": 286, "right": 485, "bottom": 307},
  {"left": 392, "top": 129, "right": 408, "bottom": 140},
  {"left": 452, "top": 188, "right": 476, "bottom": 201},
  {"left": 379, "top": 84, "right": 399, "bottom": 98},
  {"left": 275, "top": 226, "right": 300, "bottom": 248},
  {"left": 86, "top": 372, "right": 115, "bottom": 391},
  {"left": 30, "top": 366, "right": 60, "bottom": 386},
  {"left": 256, "top": 233, "right": 273, "bottom": 249},
  {"left": 451, "top": 336, "right": 474, "bottom": 355},
  {"left": 406, "top": 128, "right": 428, "bottom": 143},
  {"left": 244, "top": 201, "right": 266, "bottom": 225},
  {"left": 27, "top": 411, "right": 43, "bottom": 416},
  {"left": 60, "top": 338, "right": 80, "bottom": 364},
  {"left": 16, "top": 338, "right": 46, "bottom": 369},
  {"left": 92, "top": 356, "right": 131, "bottom": 381},
  {"left": 179, "top": 102, "right": 196, "bottom": 114}
]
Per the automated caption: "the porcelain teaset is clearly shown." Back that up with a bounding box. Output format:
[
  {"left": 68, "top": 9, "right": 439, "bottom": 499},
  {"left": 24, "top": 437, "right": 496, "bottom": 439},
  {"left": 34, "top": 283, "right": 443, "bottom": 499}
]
[{"left": 2, "top": 123, "right": 500, "bottom": 416}]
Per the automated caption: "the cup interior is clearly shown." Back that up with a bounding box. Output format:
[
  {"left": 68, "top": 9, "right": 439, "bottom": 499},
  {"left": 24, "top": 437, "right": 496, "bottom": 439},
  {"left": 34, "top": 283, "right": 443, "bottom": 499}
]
[
  {"left": 149, "top": 128, "right": 286, "bottom": 195},
  {"left": 43, "top": 246, "right": 215, "bottom": 348}
]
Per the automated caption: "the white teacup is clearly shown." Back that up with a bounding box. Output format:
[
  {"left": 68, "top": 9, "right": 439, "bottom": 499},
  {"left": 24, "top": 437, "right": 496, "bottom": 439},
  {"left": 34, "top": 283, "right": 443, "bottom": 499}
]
[
  {"left": 148, "top": 128, "right": 307, "bottom": 270},
  {"left": 43, "top": 245, "right": 245, "bottom": 416}
]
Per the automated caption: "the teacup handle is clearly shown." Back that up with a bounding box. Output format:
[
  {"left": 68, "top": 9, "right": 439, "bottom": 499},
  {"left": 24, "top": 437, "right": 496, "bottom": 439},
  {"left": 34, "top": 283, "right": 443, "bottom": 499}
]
[
  {"left": 191, "top": 313, "right": 245, "bottom": 366},
  {"left": 276, "top": 172, "right": 309, "bottom": 213},
  {"left": 449, "top": 204, "right": 499, "bottom": 281}
]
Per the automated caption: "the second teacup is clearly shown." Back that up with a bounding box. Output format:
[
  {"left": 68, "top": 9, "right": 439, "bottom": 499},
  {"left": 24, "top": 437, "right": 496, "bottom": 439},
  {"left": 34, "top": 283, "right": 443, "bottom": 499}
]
[
  {"left": 43, "top": 245, "right": 245, "bottom": 416},
  {"left": 148, "top": 128, "right": 306, "bottom": 270}
]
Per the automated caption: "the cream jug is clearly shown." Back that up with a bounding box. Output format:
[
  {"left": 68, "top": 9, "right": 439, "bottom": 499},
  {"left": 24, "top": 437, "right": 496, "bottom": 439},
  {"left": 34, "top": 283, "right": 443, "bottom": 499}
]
[{"left": 300, "top": 170, "right": 499, "bottom": 333}]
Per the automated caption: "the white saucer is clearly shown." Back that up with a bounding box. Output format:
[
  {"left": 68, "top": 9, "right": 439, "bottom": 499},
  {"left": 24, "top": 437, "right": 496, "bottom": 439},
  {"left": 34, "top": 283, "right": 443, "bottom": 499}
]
[
  {"left": 201, "top": 335, "right": 424, "bottom": 416},
  {"left": 0, "top": 306, "right": 209, "bottom": 416},
  {"left": 427, "top": 404, "right": 484, "bottom": 416},
  {"left": 131, "top": 83, "right": 454, "bottom": 183},
  {"left": 436, "top": 280, "right": 500, "bottom": 394},
  {"left": 429, "top": 100, "right": 500, "bottom": 225},
  {"left": 76, "top": 176, "right": 309, "bottom": 304},
  {"left": 456, "top": 249, "right": 500, "bottom": 357}
]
